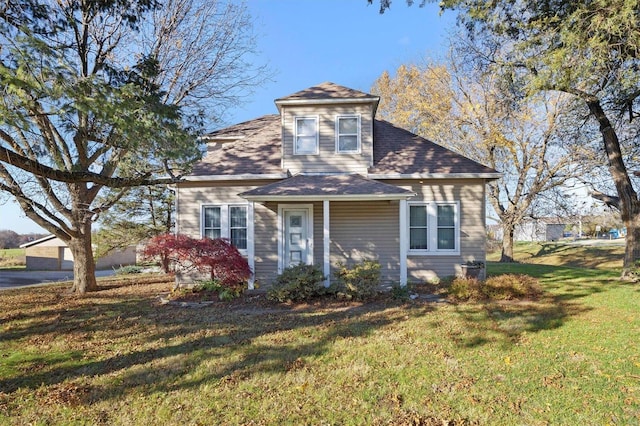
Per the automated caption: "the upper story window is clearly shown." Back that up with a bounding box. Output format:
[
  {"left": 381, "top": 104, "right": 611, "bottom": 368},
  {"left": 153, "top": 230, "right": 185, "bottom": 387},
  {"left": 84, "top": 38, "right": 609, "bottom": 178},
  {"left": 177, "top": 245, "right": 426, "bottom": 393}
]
[
  {"left": 294, "top": 117, "right": 319, "bottom": 155},
  {"left": 336, "top": 115, "right": 360, "bottom": 153},
  {"left": 408, "top": 202, "right": 459, "bottom": 255}
]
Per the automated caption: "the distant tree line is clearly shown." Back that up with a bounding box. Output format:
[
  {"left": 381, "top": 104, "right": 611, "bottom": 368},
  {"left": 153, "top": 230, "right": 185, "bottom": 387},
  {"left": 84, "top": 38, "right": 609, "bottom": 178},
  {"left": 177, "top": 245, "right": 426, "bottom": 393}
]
[{"left": 0, "top": 230, "right": 48, "bottom": 249}]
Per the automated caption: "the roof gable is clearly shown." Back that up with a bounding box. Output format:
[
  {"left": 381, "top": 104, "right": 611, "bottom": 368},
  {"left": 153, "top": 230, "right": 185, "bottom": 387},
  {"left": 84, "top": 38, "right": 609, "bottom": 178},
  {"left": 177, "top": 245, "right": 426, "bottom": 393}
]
[{"left": 275, "top": 82, "right": 377, "bottom": 102}]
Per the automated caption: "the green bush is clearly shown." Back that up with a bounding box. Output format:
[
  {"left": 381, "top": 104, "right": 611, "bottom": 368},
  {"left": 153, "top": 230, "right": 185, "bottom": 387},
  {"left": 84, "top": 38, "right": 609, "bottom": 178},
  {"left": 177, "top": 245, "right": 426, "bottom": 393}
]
[
  {"left": 267, "top": 264, "right": 326, "bottom": 302},
  {"left": 390, "top": 283, "right": 411, "bottom": 301},
  {"left": 447, "top": 274, "right": 543, "bottom": 301},
  {"left": 114, "top": 265, "right": 143, "bottom": 275},
  {"left": 333, "top": 260, "right": 381, "bottom": 301},
  {"left": 195, "top": 279, "right": 245, "bottom": 301}
]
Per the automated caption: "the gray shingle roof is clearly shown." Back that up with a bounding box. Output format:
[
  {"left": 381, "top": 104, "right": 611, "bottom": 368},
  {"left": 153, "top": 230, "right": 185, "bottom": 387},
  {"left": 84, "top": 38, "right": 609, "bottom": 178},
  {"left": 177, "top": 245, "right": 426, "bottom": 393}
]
[
  {"left": 275, "top": 82, "right": 377, "bottom": 102},
  {"left": 190, "top": 116, "right": 497, "bottom": 177},
  {"left": 369, "top": 120, "right": 498, "bottom": 175},
  {"left": 191, "top": 115, "right": 282, "bottom": 176},
  {"left": 239, "top": 174, "right": 415, "bottom": 200}
]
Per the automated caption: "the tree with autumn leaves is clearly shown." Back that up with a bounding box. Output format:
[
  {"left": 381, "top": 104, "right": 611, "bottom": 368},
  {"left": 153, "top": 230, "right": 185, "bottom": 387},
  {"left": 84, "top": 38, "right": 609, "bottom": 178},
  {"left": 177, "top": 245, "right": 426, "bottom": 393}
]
[
  {"left": 372, "top": 55, "right": 592, "bottom": 262},
  {"left": 374, "top": 0, "right": 640, "bottom": 277}
]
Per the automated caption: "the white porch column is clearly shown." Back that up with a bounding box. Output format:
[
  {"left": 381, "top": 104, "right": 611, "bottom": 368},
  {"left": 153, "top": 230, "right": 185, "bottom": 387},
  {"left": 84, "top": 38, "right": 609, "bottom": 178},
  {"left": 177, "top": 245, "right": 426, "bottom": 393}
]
[
  {"left": 323, "top": 199, "right": 331, "bottom": 287},
  {"left": 247, "top": 201, "right": 255, "bottom": 290},
  {"left": 399, "top": 199, "right": 408, "bottom": 287}
]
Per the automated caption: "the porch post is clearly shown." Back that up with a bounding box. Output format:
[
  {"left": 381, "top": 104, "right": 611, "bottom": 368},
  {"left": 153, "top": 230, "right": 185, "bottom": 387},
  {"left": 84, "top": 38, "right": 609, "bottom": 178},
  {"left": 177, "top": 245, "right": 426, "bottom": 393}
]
[
  {"left": 323, "top": 199, "right": 330, "bottom": 287},
  {"left": 399, "top": 199, "right": 408, "bottom": 287},
  {"left": 247, "top": 201, "right": 255, "bottom": 290}
]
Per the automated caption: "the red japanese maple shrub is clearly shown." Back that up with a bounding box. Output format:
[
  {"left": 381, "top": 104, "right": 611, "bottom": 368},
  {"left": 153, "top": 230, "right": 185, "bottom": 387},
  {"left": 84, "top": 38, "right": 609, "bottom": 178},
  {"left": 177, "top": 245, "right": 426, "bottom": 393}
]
[
  {"left": 143, "top": 233, "right": 194, "bottom": 273},
  {"left": 144, "top": 234, "right": 251, "bottom": 289},
  {"left": 191, "top": 238, "right": 252, "bottom": 287}
]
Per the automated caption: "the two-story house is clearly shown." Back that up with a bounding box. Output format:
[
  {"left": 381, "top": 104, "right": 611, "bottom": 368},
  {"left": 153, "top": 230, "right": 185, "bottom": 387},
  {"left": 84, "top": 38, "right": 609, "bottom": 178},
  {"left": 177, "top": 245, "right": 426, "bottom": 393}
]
[{"left": 175, "top": 82, "right": 500, "bottom": 288}]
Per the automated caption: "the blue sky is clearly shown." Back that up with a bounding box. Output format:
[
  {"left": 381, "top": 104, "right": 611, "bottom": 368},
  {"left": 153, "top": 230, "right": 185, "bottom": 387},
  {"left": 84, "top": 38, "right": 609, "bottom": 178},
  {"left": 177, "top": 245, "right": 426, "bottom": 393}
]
[{"left": 0, "top": 0, "right": 456, "bottom": 234}]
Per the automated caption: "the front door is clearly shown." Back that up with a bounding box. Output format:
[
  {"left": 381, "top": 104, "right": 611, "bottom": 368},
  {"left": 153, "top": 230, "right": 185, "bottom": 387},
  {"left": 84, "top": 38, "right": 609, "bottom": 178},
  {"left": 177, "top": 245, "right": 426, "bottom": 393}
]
[{"left": 283, "top": 209, "right": 309, "bottom": 269}]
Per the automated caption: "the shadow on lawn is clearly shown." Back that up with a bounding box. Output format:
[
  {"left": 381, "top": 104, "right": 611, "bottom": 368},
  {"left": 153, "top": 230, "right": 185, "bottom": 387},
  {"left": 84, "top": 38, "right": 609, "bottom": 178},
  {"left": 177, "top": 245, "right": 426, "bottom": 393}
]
[
  {"left": 0, "top": 281, "right": 435, "bottom": 403},
  {"left": 1, "top": 271, "right": 630, "bottom": 404},
  {"left": 451, "top": 264, "right": 631, "bottom": 349}
]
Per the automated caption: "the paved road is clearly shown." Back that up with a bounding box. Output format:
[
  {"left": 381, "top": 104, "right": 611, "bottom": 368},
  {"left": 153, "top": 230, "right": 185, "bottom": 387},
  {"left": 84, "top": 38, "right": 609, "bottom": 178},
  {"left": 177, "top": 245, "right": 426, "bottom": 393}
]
[{"left": 0, "top": 270, "right": 115, "bottom": 290}]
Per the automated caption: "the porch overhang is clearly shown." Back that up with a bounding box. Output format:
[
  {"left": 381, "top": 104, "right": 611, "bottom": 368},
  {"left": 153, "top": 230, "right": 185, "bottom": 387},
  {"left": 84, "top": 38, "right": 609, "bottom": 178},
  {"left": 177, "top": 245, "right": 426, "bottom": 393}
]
[{"left": 238, "top": 173, "right": 416, "bottom": 202}]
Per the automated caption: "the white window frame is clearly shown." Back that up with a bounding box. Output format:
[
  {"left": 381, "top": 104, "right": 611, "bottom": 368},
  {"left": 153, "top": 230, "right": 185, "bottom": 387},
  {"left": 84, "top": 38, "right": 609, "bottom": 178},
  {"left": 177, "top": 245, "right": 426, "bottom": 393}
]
[
  {"left": 407, "top": 201, "right": 460, "bottom": 255},
  {"left": 201, "top": 204, "right": 249, "bottom": 254},
  {"left": 335, "top": 114, "right": 360, "bottom": 153},
  {"left": 294, "top": 116, "right": 319, "bottom": 155}
]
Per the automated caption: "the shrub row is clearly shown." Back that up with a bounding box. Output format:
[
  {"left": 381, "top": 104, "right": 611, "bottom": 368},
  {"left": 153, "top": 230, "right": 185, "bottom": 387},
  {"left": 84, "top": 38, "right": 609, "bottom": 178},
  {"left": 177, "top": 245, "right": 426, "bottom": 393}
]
[{"left": 267, "top": 260, "right": 381, "bottom": 303}]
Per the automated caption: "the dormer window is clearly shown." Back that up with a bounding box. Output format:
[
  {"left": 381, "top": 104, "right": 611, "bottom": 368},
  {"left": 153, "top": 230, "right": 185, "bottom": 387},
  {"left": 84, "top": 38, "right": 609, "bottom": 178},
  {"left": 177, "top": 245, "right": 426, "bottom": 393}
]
[
  {"left": 336, "top": 115, "right": 360, "bottom": 153},
  {"left": 294, "top": 116, "right": 318, "bottom": 155}
]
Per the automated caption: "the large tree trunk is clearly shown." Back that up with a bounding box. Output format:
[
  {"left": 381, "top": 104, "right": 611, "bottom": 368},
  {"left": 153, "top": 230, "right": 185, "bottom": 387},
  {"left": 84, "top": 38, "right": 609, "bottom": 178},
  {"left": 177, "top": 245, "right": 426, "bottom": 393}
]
[
  {"left": 587, "top": 99, "right": 640, "bottom": 278},
  {"left": 500, "top": 224, "right": 516, "bottom": 262},
  {"left": 67, "top": 221, "right": 98, "bottom": 294},
  {"left": 622, "top": 213, "right": 640, "bottom": 279}
]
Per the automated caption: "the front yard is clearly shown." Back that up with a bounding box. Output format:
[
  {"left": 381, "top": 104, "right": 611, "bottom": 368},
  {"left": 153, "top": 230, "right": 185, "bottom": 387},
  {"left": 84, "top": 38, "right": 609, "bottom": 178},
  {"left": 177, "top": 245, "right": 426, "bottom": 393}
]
[{"left": 0, "top": 258, "right": 638, "bottom": 424}]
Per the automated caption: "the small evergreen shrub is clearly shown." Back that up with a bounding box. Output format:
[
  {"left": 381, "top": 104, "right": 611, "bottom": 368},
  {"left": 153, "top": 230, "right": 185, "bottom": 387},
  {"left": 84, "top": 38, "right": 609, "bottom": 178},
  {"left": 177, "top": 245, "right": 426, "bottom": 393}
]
[
  {"left": 333, "top": 260, "right": 381, "bottom": 301},
  {"left": 390, "top": 283, "right": 411, "bottom": 301},
  {"left": 267, "top": 264, "right": 326, "bottom": 302},
  {"left": 114, "top": 265, "right": 143, "bottom": 275},
  {"left": 185, "top": 279, "right": 246, "bottom": 301}
]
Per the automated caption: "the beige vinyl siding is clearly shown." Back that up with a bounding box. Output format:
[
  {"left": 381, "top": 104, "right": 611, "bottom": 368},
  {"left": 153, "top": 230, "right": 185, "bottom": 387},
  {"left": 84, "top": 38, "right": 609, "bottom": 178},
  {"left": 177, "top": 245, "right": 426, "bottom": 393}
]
[
  {"left": 281, "top": 103, "right": 373, "bottom": 174},
  {"left": 328, "top": 201, "right": 399, "bottom": 283},
  {"left": 176, "top": 180, "right": 280, "bottom": 285},
  {"left": 381, "top": 179, "right": 487, "bottom": 282},
  {"left": 176, "top": 177, "right": 488, "bottom": 286}
]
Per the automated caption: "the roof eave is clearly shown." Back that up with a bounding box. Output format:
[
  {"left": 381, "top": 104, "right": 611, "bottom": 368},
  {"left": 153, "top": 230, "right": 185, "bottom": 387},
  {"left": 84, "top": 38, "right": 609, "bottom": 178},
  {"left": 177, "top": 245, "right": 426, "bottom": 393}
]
[
  {"left": 241, "top": 193, "right": 416, "bottom": 202},
  {"left": 368, "top": 172, "right": 502, "bottom": 181},
  {"left": 20, "top": 234, "right": 57, "bottom": 248},
  {"left": 183, "top": 173, "right": 289, "bottom": 182},
  {"left": 274, "top": 97, "right": 380, "bottom": 111}
]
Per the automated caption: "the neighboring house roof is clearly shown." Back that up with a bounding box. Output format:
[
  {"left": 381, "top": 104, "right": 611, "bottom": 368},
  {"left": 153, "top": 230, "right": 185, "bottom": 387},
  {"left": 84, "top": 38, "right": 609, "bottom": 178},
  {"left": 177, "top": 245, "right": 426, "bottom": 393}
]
[
  {"left": 275, "top": 81, "right": 378, "bottom": 102},
  {"left": 189, "top": 115, "right": 499, "bottom": 179},
  {"left": 239, "top": 174, "right": 415, "bottom": 201},
  {"left": 19, "top": 234, "right": 58, "bottom": 248}
]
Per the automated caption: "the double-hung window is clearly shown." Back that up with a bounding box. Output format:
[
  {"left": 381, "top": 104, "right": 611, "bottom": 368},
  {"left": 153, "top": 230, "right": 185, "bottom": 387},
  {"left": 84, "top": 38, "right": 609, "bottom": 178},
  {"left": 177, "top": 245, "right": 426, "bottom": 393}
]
[
  {"left": 336, "top": 115, "right": 360, "bottom": 153},
  {"left": 202, "top": 205, "right": 248, "bottom": 251},
  {"left": 294, "top": 117, "right": 318, "bottom": 155},
  {"left": 408, "top": 202, "right": 459, "bottom": 254}
]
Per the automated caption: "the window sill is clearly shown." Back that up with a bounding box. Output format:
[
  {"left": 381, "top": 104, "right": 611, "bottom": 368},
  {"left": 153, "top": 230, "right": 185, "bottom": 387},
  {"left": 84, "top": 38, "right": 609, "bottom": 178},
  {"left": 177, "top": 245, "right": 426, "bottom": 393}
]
[{"left": 408, "top": 250, "right": 460, "bottom": 256}]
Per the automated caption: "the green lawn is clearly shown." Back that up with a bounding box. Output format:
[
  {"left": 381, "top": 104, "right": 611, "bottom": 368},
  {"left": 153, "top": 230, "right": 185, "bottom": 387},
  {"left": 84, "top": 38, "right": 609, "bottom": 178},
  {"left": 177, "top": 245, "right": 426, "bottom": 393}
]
[
  {"left": 0, "top": 248, "right": 25, "bottom": 269},
  {"left": 0, "top": 248, "right": 25, "bottom": 258},
  {"left": 0, "top": 247, "right": 638, "bottom": 425}
]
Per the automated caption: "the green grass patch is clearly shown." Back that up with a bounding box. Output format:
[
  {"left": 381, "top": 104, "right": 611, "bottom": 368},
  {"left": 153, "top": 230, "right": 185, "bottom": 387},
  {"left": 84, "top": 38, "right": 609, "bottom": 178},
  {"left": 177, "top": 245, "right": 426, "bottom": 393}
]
[
  {"left": 487, "top": 241, "right": 624, "bottom": 270},
  {"left": 0, "top": 256, "right": 638, "bottom": 424},
  {"left": 0, "top": 248, "right": 25, "bottom": 269},
  {"left": 0, "top": 248, "right": 25, "bottom": 258}
]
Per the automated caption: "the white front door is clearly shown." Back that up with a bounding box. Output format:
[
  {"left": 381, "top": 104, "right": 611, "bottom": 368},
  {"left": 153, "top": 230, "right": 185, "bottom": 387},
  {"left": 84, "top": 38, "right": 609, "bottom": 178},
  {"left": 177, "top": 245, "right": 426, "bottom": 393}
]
[
  {"left": 284, "top": 209, "right": 308, "bottom": 268},
  {"left": 279, "top": 205, "right": 314, "bottom": 272}
]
